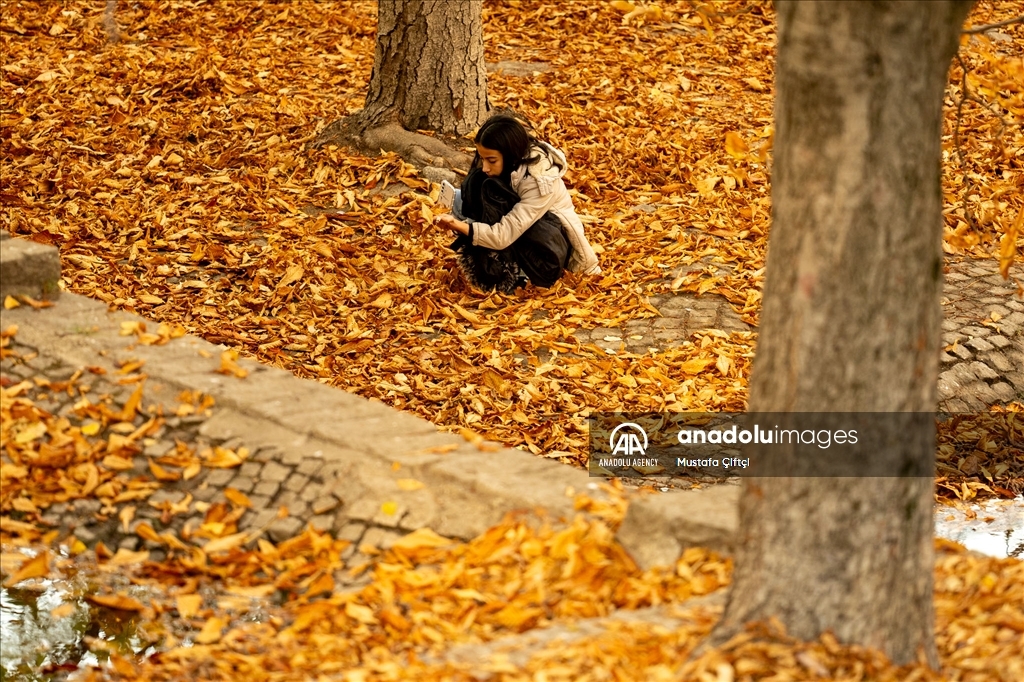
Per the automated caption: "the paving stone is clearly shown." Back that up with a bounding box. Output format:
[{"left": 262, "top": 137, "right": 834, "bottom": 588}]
[
  {"left": 143, "top": 440, "right": 175, "bottom": 458},
  {"left": 984, "top": 304, "right": 1011, "bottom": 318},
  {"left": 261, "top": 461, "right": 291, "bottom": 483},
  {"left": 940, "top": 318, "right": 960, "bottom": 332},
  {"left": 311, "top": 496, "right": 339, "bottom": 515},
  {"left": 241, "top": 507, "right": 276, "bottom": 532},
  {"left": 990, "top": 382, "right": 1017, "bottom": 403},
  {"left": 1004, "top": 311, "right": 1024, "bottom": 325},
  {"left": 295, "top": 458, "right": 323, "bottom": 477},
  {"left": 719, "top": 316, "right": 750, "bottom": 333},
  {"left": 281, "top": 450, "right": 304, "bottom": 466},
  {"left": 239, "top": 461, "right": 263, "bottom": 478},
  {"left": 939, "top": 351, "right": 956, "bottom": 365},
  {"left": 250, "top": 447, "right": 279, "bottom": 464},
  {"left": 267, "top": 516, "right": 304, "bottom": 543},
  {"left": 276, "top": 493, "right": 308, "bottom": 518},
  {"left": 337, "top": 522, "right": 366, "bottom": 543},
  {"left": 687, "top": 313, "right": 717, "bottom": 328},
  {"left": 691, "top": 297, "right": 720, "bottom": 312},
  {"left": 70, "top": 498, "right": 101, "bottom": 516},
  {"left": 252, "top": 481, "right": 280, "bottom": 499},
  {"left": 227, "top": 475, "right": 255, "bottom": 494},
  {"left": 965, "top": 337, "right": 994, "bottom": 353},
  {"left": 361, "top": 527, "right": 402, "bottom": 551},
  {"left": 119, "top": 536, "right": 140, "bottom": 551},
  {"left": 148, "top": 489, "right": 187, "bottom": 505},
  {"left": 969, "top": 361, "right": 998, "bottom": 381},
  {"left": 300, "top": 483, "right": 324, "bottom": 503},
  {"left": 73, "top": 526, "right": 97, "bottom": 543},
  {"left": 996, "top": 320, "right": 1021, "bottom": 336},
  {"left": 652, "top": 330, "right": 683, "bottom": 345},
  {"left": 192, "top": 485, "right": 218, "bottom": 502},
  {"left": 962, "top": 382, "right": 999, "bottom": 407},
  {"left": 988, "top": 335, "right": 1011, "bottom": 349},
  {"left": 950, "top": 343, "right": 973, "bottom": 360},
  {"left": 960, "top": 325, "right": 991, "bottom": 338},
  {"left": 204, "top": 469, "right": 235, "bottom": 487},
  {"left": 309, "top": 514, "right": 333, "bottom": 532},
  {"left": 943, "top": 331, "right": 967, "bottom": 345},
  {"left": 1005, "top": 300, "right": 1024, "bottom": 312},
  {"left": 949, "top": 363, "right": 979, "bottom": 384},
  {"left": 985, "top": 351, "right": 1014, "bottom": 373},
  {"left": 284, "top": 473, "right": 309, "bottom": 493},
  {"left": 247, "top": 494, "right": 271, "bottom": 511},
  {"left": 942, "top": 397, "right": 970, "bottom": 412},
  {"left": 345, "top": 498, "right": 379, "bottom": 523}
]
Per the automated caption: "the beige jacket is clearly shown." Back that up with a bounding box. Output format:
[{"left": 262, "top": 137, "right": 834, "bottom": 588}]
[{"left": 469, "top": 142, "right": 601, "bottom": 275}]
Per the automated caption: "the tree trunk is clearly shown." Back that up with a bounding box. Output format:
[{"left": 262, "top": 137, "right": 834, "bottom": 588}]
[
  {"left": 362, "top": 0, "right": 489, "bottom": 137},
  {"left": 713, "top": 0, "right": 973, "bottom": 667}
]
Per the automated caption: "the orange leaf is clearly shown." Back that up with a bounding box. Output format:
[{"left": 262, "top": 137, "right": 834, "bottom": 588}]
[
  {"left": 87, "top": 593, "right": 146, "bottom": 611},
  {"left": 2, "top": 550, "right": 49, "bottom": 587},
  {"left": 203, "top": 532, "right": 248, "bottom": 554},
  {"left": 195, "top": 616, "right": 226, "bottom": 644},
  {"left": 119, "top": 383, "right": 144, "bottom": 421},
  {"left": 176, "top": 594, "right": 203, "bottom": 618},
  {"left": 725, "top": 131, "right": 748, "bottom": 160},
  {"left": 149, "top": 459, "right": 180, "bottom": 482},
  {"left": 224, "top": 488, "right": 251, "bottom": 508},
  {"left": 999, "top": 208, "right": 1021, "bottom": 280}
]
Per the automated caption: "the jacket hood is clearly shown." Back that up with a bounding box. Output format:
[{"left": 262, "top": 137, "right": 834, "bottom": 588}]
[{"left": 512, "top": 141, "right": 567, "bottom": 196}]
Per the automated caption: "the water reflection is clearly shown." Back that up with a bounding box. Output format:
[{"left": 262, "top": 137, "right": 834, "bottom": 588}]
[
  {"left": 0, "top": 554, "right": 154, "bottom": 681},
  {"left": 934, "top": 495, "right": 1024, "bottom": 559}
]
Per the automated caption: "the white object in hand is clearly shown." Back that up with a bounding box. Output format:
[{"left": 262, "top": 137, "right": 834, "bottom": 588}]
[{"left": 437, "top": 180, "right": 456, "bottom": 211}]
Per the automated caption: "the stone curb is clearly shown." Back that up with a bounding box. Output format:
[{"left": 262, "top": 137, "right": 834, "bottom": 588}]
[
  {"left": 616, "top": 484, "right": 740, "bottom": 570},
  {"left": 0, "top": 232, "right": 62, "bottom": 300}
]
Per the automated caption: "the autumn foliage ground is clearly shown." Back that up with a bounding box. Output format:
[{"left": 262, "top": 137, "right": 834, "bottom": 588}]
[{"left": 2, "top": 0, "right": 1024, "bottom": 680}]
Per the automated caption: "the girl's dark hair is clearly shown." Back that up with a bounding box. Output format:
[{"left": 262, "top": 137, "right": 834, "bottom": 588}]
[{"left": 472, "top": 113, "right": 544, "bottom": 180}]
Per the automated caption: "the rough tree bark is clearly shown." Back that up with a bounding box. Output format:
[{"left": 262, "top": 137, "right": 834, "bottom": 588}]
[
  {"left": 711, "top": 0, "right": 973, "bottom": 667},
  {"left": 314, "top": 0, "right": 487, "bottom": 170}
]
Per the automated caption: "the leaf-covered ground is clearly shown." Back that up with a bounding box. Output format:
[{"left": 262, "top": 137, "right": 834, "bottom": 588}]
[
  {"left": 3, "top": 0, "right": 1021, "bottom": 474},
  {"left": 2, "top": 3, "right": 1024, "bottom": 677}
]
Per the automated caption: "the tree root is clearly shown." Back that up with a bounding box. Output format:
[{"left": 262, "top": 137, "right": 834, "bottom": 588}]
[{"left": 310, "top": 115, "right": 473, "bottom": 172}]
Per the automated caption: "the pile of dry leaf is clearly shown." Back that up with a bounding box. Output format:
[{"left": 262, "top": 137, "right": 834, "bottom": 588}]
[
  {"left": 3, "top": 0, "right": 1019, "bottom": 477},
  {"left": 2, "top": 2, "right": 1023, "bottom": 677}
]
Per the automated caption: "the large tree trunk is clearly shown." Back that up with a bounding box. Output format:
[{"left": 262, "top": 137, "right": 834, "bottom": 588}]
[
  {"left": 313, "top": 0, "right": 485, "bottom": 169},
  {"left": 712, "top": 0, "right": 973, "bottom": 667},
  {"left": 363, "top": 0, "right": 489, "bottom": 136}
]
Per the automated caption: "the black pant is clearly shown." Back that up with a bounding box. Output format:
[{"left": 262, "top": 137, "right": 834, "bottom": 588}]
[{"left": 451, "top": 169, "right": 571, "bottom": 293}]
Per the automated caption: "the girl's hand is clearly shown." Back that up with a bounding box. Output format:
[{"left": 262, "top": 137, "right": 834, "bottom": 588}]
[{"left": 436, "top": 214, "right": 470, "bottom": 236}]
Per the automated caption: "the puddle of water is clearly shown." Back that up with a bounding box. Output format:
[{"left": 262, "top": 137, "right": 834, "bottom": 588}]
[
  {"left": 934, "top": 496, "right": 1024, "bottom": 559},
  {"left": 0, "top": 551, "right": 158, "bottom": 681}
]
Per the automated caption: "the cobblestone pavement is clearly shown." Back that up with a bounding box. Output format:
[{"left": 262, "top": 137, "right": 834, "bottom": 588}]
[
  {"left": 576, "top": 255, "right": 1023, "bottom": 414},
  {"left": 0, "top": 288, "right": 600, "bottom": 590},
  {"left": 939, "top": 256, "right": 1024, "bottom": 411}
]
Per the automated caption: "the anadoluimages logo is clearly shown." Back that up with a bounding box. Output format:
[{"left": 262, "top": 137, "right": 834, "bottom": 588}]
[{"left": 609, "top": 422, "right": 648, "bottom": 456}]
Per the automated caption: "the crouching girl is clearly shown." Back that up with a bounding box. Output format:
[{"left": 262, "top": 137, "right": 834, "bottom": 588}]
[{"left": 435, "top": 114, "right": 601, "bottom": 293}]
